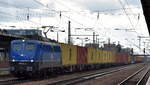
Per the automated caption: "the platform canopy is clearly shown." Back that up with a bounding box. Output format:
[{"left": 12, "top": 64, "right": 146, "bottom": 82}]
[{"left": 141, "top": 0, "right": 150, "bottom": 35}]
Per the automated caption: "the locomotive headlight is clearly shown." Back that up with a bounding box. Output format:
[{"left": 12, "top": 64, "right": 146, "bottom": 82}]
[
  {"left": 12, "top": 59, "right": 15, "bottom": 62},
  {"left": 31, "top": 60, "right": 34, "bottom": 62}
]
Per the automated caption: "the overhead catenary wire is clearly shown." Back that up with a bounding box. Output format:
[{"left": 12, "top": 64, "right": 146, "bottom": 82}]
[
  {"left": 117, "top": 0, "right": 142, "bottom": 38},
  {"left": 124, "top": 0, "right": 137, "bottom": 20},
  {"left": 0, "top": 1, "right": 54, "bottom": 26},
  {"left": 0, "top": 10, "right": 41, "bottom": 27},
  {"left": 125, "top": 39, "right": 149, "bottom": 54},
  {"left": 117, "top": 0, "right": 136, "bottom": 30},
  {"left": 33, "top": 0, "right": 48, "bottom": 8},
  {"left": 53, "top": 0, "right": 141, "bottom": 35},
  {"left": 124, "top": 0, "right": 142, "bottom": 31},
  {"left": 0, "top": 0, "right": 141, "bottom": 30},
  {"left": 33, "top": 0, "right": 141, "bottom": 28},
  {"left": 0, "top": 0, "right": 142, "bottom": 27},
  {"left": 33, "top": 0, "right": 94, "bottom": 30},
  {"left": 57, "top": 0, "right": 141, "bottom": 43},
  {"left": 53, "top": 0, "right": 117, "bottom": 38},
  {"left": 0, "top": 0, "right": 145, "bottom": 45},
  {"left": 0, "top": 0, "right": 141, "bottom": 34}
]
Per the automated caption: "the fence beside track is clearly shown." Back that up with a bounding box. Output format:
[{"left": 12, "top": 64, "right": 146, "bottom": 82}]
[
  {"left": 0, "top": 67, "right": 9, "bottom": 71},
  {"left": 0, "top": 78, "right": 27, "bottom": 85},
  {"left": 0, "top": 67, "right": 9, "bottom": 76},
  {"left": 0, "top": 63, "right": 144, "bottom": 85}
]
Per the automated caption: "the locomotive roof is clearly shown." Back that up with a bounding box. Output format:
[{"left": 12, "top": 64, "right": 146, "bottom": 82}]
[{"left": 12, "top": 40, "right": 60, "bottom": 46}]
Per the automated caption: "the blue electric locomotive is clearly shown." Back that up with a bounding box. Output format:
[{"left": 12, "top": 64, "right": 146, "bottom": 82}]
[{"left": 10, "top": 40, "right": 61, "bottom": 77}]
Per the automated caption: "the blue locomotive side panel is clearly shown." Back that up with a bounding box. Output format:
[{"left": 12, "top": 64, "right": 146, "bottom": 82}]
[
  {"left": 37, "top": 43, "right": 61, "bottom": 69},
  {"left": 53, "top": 46, "right": 61, "bottom": 64}
]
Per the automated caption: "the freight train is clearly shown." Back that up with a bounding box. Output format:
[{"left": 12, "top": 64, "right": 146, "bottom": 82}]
[{"left": 9, "top": 40, "right": 143, "bottom": 77}]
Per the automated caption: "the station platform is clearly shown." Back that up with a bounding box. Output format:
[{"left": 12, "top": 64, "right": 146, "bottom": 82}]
[
  {"left": 0, "top": 67, "right": 9, "bottom": 76},
  {"left": 146, "top": 76, "right": 150, "bottom": 85},
  {"left": 0, "top": 67, "right": 9, "bottom": 71}
]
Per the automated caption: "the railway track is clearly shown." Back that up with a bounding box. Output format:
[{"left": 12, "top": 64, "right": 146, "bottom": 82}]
[
  {"left": 0, "top": 63, "right": 145, "bottom": 85},
  {"left": 0, "top": 78, "right": 31, "bottom": 85},
  {"left": 14, "top": 64, "right": 143, "bottom": 85},
  {"left": 46, "top": 65, "right": 132, "bottom": 85},
  {"left": 0, "top": 65, "right": 128, "bottom": 85},
  {"left": 0, "top": 69, "right": 118, "bottom": 85},
  {"left": 118, "top": 65, "right": 150, "bottom": 85},
  {"left": 137, "top": 67, "right": 150, "bottom": 85}
]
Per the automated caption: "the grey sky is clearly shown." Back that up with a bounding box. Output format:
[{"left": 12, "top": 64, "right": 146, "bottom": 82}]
[
  {"left": 0, "top": 0, "right": 41, "bottom": 8},
  {"left": 0, "top": 0, "right": 148, "bottom": 53},
  {"left": 0, "top": 0, "right": 143, "bottom": 22},
  {"left": 66, "top": 0, "right": 141, "bottom": 12}
]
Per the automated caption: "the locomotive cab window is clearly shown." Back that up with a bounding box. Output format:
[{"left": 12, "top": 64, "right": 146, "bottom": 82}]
[
  {"left": 25, "top": 43, "right": 35, "bottom": 51},
  {"left": 12, "top": 43, "right": 21, "bottom": 51}
]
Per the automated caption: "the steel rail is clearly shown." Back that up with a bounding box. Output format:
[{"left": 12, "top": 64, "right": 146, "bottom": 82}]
[
  {"left": 0, "top": 78, "right": 32, "bottom": 85},
  {"left": 47, "top": 66, "right": 131, "bottom": 85},
  {"left": 118, "top": 66, "right": 146, "bottom": 85},
  {"left": 136, "top": 67, "right": 150, "bottom": 85}
]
